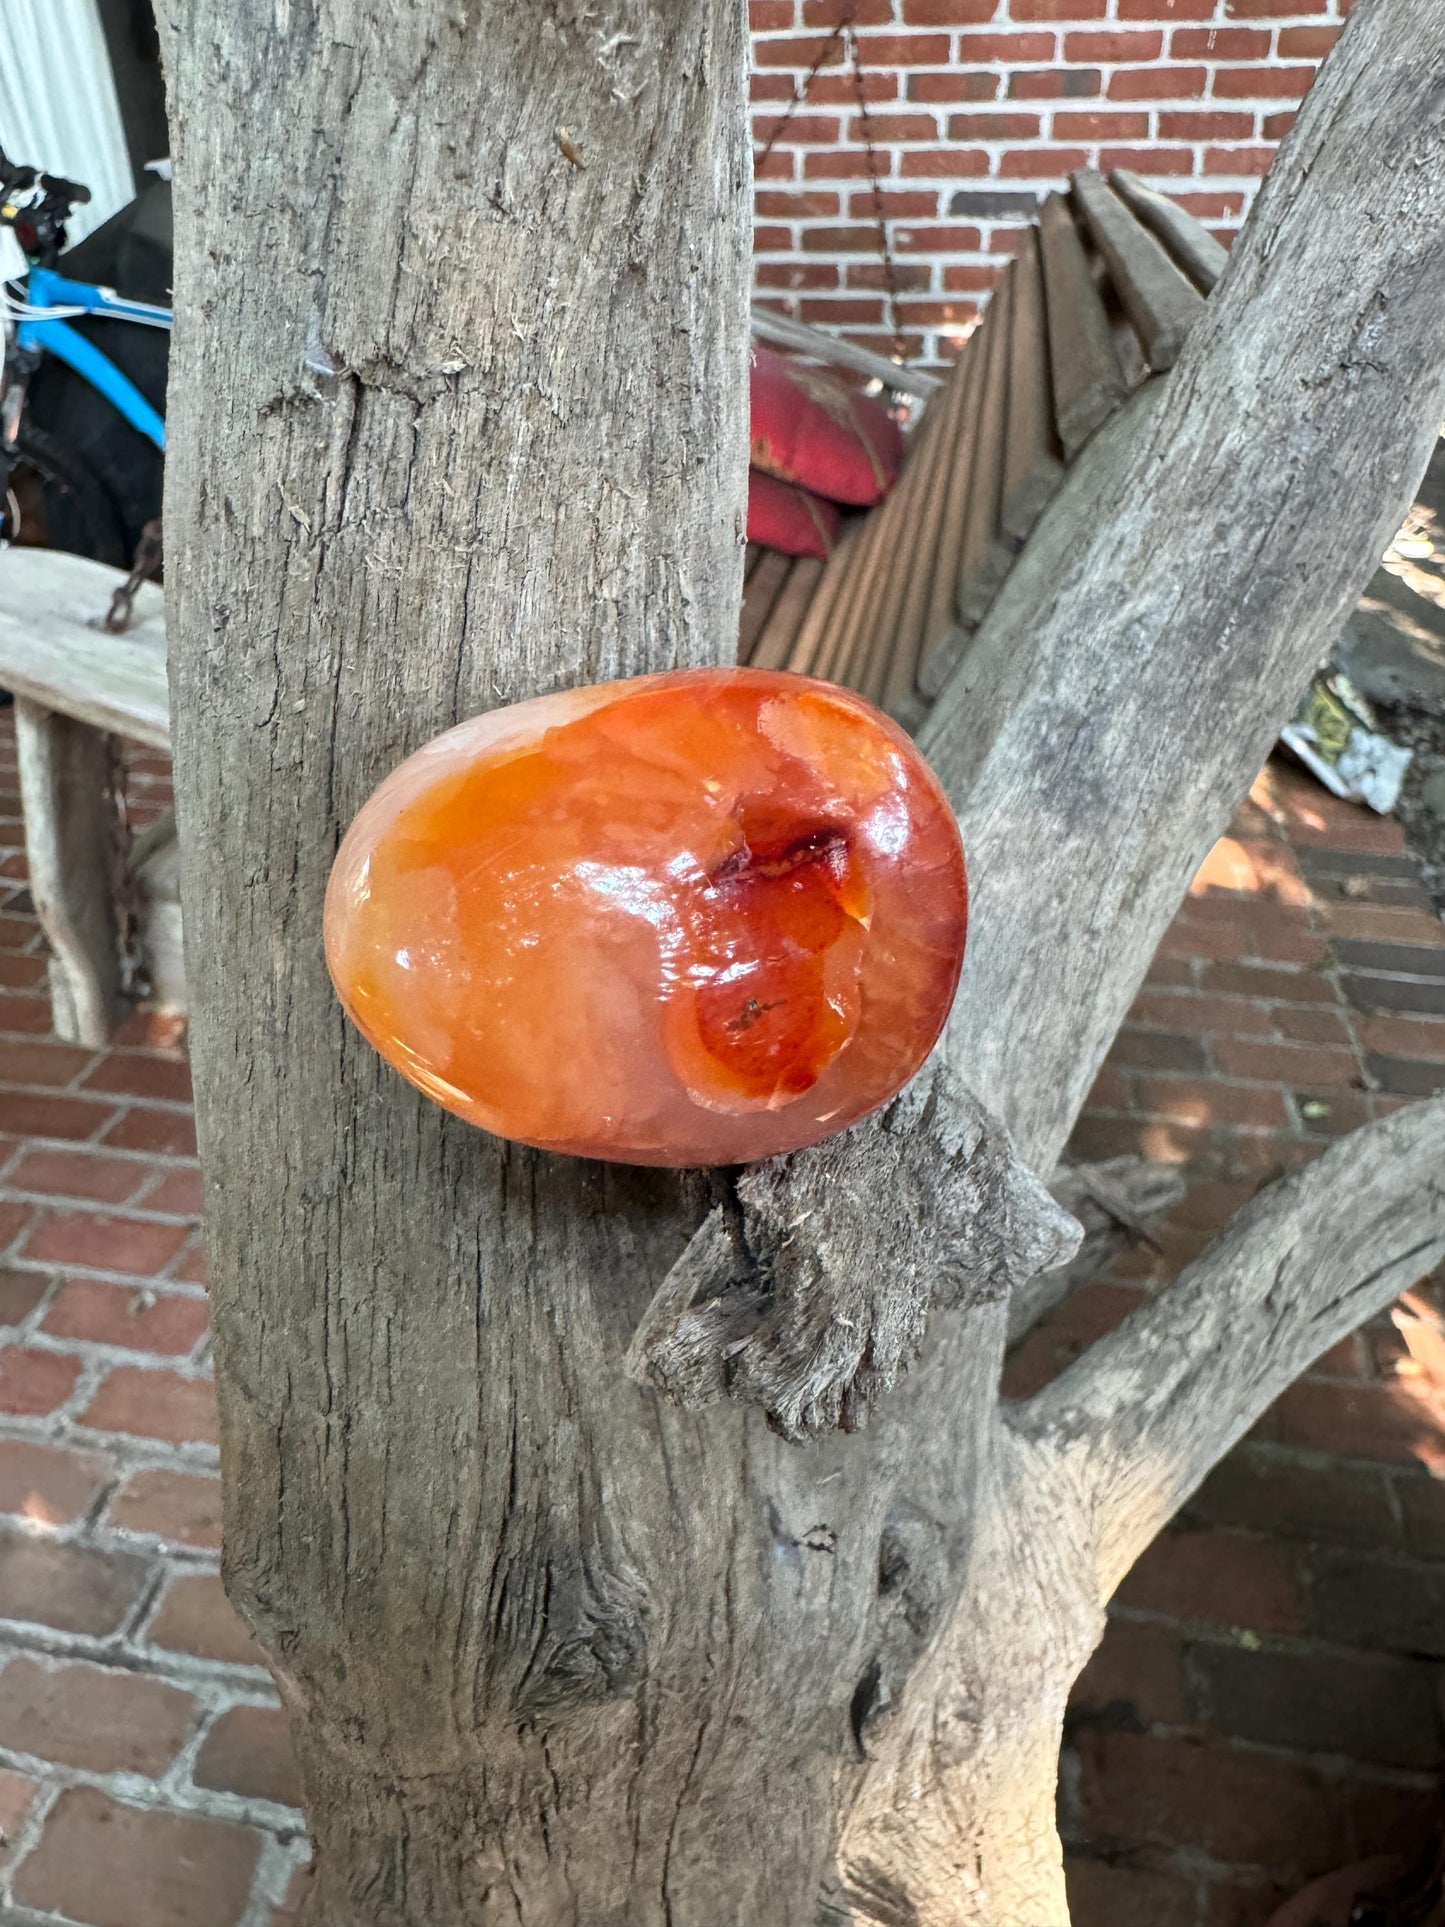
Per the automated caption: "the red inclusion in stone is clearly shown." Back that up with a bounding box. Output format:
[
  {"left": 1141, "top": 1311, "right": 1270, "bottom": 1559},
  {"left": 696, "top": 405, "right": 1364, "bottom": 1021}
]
[{"left": 324, "top": 668, "right": 967, "bottom": 1167}]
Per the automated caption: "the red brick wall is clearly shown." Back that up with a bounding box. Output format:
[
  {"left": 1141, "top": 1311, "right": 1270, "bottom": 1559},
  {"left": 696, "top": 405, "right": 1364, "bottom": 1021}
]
[{"left": 750, "top": 0, "right": 1349, "bottom": 366}]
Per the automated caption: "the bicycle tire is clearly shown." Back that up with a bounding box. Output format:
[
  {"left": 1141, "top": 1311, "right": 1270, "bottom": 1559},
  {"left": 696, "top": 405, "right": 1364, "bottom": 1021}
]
[{"left": 1, "top": 424, "right": 128, "bottom": 567}]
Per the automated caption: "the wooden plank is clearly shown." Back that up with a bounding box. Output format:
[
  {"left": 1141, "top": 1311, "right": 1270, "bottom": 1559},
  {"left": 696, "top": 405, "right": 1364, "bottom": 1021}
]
[
  {"left": 1001, "top": 225, "right": 1066, "bottom": 544},
  {"left": 784, "top": 518, "right": 865, "bottom": 676},
  {"left": 911, "top": 315, "right": 992, "bottom": 714},
  {"left": 956, "top": 265, "right": 1018, "bottom": 631},
  {"left": 1071, "top": 167, "right": 1205, "bottom": 373},
  {"left": 0, "top": 550, "right": 170, "bottom": 749},
  {"left": 1110, "top": 168, "right": 1228, "bottom": 294},
  {"left": 738, "top": 548, "right": 792, "bottom": 662},
  {"left": 14, "top": 698, "right": 127, "bottom": 1045},
  {"left": 1037, "top": 190, "right": 1128, "bottom": 462},
  {"left": 815, "top": 493, "right": 894, "bottom": 690},
  {"left": 749, "top": 556, "right": 825, "bottom": 671},
  {"left": 841, "top": 396, "right": 953, "bottom": 706},
  {"left": 750, "top": 304, "right": 940, "bottom": 403},
  {"left": 882, "top": 338, "right": 982, "bottom": 729}
]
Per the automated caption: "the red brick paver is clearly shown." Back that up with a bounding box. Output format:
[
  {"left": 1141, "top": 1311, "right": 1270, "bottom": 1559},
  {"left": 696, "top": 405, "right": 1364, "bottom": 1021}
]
[
  {"left": 1031, "top": 760, "right": 1445, "bottom": 1926},
  {"left": 0, "top": 718, "right": 306, "bottom": 1923},
  {"left": 2, "top": 708, "right": 1444, "bottom": 1924}
]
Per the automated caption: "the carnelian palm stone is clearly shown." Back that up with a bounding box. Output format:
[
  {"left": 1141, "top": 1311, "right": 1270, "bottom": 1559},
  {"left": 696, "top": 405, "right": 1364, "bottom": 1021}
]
[{"left": 325, "top": 668, "right": 967, "bottom": 1167}]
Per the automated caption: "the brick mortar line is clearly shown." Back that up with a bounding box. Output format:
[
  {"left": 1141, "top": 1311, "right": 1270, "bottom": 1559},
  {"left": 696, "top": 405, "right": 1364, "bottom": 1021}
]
[
  {"left": 0, "top": 1078, "right": 194, "bottom": 1114},
  {"left": 6, "top": 1331, "right": 215, "bottom": 1394},
  {"left": 0, "top": 1505, "right": 220, "bottom": 1570},
  {"left": 0, "top": 1611, "right": 272, "bottom": 1690},
  {"left": 0, "top": 1399, "right": 220, "bottom": 1466},
  {"left": 0, "top": 1732, "right": 303, "bottom": 1836},
  {"left": 0, "top": 1398, "right": 221, "bottom": 1462},
  {"left": 0, "top": 1129, "right": 199, "bottom": 1167},
  {"left": 0, "top": 1268, "right": 210, "bottom": 1308}
]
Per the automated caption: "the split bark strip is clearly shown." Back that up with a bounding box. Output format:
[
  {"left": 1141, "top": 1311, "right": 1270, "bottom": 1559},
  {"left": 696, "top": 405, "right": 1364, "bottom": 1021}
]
[
  {"left": 628, "top": 1060, "right": 1080, "bottom": 1439},
  {"left": 1071, "top": 166, "right": 1204, "bottom": 372},
  {"left": 1019, "top": 1098, "right": 1445, "bottom": 1597},
  {"left": 1038, "top": 190, "right": 1128, "bottom": 462},
  {"left": 1110, "top": 166, "right": 1228, "bottom": 295}
]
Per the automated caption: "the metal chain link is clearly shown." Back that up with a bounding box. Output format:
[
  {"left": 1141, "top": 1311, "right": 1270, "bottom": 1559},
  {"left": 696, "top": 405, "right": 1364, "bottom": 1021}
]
[
  {"left": 752, "top": 7, "right": 907, "bottom": 364},
  {"left": 103, "top": 516, "right": 164, "bottom": 635}
]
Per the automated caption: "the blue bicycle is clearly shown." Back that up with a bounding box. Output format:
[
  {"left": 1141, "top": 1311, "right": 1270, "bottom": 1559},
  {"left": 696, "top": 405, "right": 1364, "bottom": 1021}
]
[{"left": 1, "top": 148, "right": 170, "bottom": 566}]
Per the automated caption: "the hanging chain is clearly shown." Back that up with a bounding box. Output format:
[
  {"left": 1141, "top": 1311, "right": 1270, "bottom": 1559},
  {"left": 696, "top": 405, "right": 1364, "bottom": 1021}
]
[
  {"left": 754, "top": 20, "right": 849, "bottom": 176},
  {"left": 844, "top": 22, "right": 908, "bottom": 364},
  {"left": 103, "top": 517, "right": 164, "bottom": 635},
  {"left": 752, "top": 6, "right": 908, "bottom": 365}
]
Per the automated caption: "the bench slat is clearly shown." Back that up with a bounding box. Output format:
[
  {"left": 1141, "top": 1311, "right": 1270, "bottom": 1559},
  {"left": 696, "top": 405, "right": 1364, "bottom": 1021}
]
[
  {"left": 1071, "top": 167, "right": 1204, "bottom": 374},
  {"left": 1001, "top": 225, "right": 1066, "bottom": 544},
  {"left": 956, "top": 263, "right": 1018, "bottom": 632},
  {"left": 1038, "top": 191, "right": 1128, "bottom": 463},
  {"left": 750, "top": 556, "right": 825, "bottom": 671},
  {"left": 738, "top": 549, "right": 792, "bottom": 661},
  {"left": 0, "top": 550, "right": 169, "bottom": 750},
  {"left": 1110, "top": 168, "right": 1228, "bottom": 294}
]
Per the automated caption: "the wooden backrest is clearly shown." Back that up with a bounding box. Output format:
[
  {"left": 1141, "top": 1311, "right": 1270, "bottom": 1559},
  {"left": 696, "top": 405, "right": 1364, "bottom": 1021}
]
[{"left": 741, "top": 167, "right": 1225, "bottom": 729}]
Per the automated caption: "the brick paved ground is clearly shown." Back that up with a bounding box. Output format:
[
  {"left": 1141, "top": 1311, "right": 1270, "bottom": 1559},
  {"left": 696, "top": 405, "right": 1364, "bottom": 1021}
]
[{"left": 0, "top": 713, "right": 1442, "bottom": 1924}]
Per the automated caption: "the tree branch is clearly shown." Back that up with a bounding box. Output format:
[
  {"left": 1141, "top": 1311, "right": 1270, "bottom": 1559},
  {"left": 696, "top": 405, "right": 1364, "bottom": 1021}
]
[
  {"left": 1015, "top": 1097, "right": 1445, "bottom": 1600},
  {"left": 924, "top": 0, "right": 1445, "bottom": 1177},
  {"left": 626, "top": 1059, "right": 1080, "bottom": 1439}
]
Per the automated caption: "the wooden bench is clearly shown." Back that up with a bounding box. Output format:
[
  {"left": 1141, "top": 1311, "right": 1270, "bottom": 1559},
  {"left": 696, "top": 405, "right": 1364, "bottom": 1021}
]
[
  {"left": 0, "top": 548, "right": 174, "bottom": 1045},
  {"left": 741, "top": 166, "right": 1225, "bottom": 725}
]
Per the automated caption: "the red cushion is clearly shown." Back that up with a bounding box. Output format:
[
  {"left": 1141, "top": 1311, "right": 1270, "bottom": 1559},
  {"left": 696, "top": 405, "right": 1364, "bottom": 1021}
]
[
  {"left": 747, "top": 469, "right": 841, "bottom": 559},
  {"left": 750, "top": 346, "right": 905, "bottom": 507}
]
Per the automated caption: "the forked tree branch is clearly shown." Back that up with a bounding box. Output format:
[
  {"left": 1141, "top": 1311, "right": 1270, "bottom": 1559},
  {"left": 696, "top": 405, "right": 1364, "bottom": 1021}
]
[{"left": 1014, "top": 1097, "right": 1445, "bottom": 1600}]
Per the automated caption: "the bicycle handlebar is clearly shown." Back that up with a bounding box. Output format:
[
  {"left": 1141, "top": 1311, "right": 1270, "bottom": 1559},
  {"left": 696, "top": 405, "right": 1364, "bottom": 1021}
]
[{"left": 0, "top": 146, "right": 91, "bottom": 212}]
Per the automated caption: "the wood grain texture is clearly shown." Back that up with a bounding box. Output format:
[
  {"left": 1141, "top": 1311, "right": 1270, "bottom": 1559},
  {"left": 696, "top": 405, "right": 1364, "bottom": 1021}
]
[
  {"left": 1071, "top": 167, "right": 1205, "bottom": 373},
  {"left": 1110, "top": 167, "right": 1229, "bottom": 294},
  {"left": 1001, "top": 227, "right": 1065, "bottom": 544},
  {"left": 738, "top": 547, "right": 791, "bottom": 659},
  {"left": 156, "top": 5, "right": 894, "bottom": 1920},
  {"left": 1038, "top": 190, "right": 1127, "bottom": 462},
  {"left": 749, "top": 554, "right": 824, "bottom": 670},
  {"left": 955, "top": 266, "right": 1017, "bottom": 631},
  {"left": 751, "top": 304, "right": 940, "bottom": 401},
  {"left": 13, "top": 701, "right": 127, "bottom": 1045}
]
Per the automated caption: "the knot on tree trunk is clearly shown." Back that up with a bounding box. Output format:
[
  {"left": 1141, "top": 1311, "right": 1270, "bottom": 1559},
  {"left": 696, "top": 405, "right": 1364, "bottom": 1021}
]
[{"left": 625, "top": 1062, "right": 1080, "bottom": 1440}]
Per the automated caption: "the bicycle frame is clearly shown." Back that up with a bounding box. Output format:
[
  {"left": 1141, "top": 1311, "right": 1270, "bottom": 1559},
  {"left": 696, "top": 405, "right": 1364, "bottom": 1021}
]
[{"left": 12, "top": 265, "right": 170, "bottom": 452}]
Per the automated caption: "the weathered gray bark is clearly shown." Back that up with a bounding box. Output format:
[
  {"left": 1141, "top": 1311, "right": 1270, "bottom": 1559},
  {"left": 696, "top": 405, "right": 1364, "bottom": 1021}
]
[{"left": 157, "top": 1, "right": 1445, "bottom": 1924}]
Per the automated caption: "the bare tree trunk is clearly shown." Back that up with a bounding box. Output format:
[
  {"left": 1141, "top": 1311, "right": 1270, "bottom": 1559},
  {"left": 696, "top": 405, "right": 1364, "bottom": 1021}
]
[{"left": 157, "top": 2, "right": 1445, "bottom": 1923}]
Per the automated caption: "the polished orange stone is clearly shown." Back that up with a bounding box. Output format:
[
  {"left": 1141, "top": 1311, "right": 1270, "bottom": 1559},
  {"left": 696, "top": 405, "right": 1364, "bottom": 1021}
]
[{"left": 324, "top": 668, "right": 967, "bottom": 1166}]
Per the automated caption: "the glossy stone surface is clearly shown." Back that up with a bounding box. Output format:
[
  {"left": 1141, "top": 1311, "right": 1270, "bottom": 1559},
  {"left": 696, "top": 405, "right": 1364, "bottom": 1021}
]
[{"left": 325, "top": 669, "right": 967, "bottom": 1166}]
